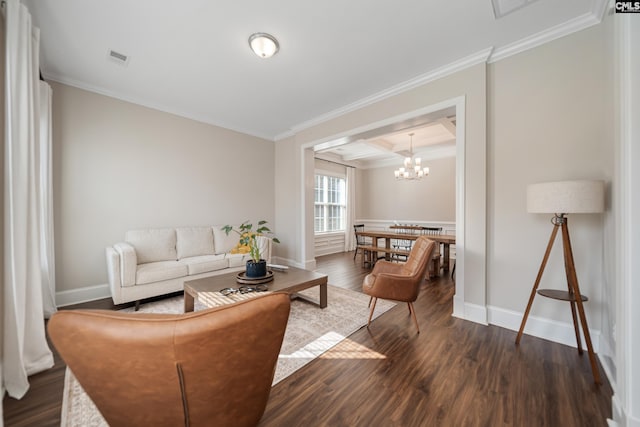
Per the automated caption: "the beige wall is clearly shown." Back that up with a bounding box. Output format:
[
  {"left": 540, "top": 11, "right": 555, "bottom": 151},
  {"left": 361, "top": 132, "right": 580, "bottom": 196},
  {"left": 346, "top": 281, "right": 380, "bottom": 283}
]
[
  {"left": 274, "top": 136, "right": 299, "bottom": 262},
  {"left": 51, "top": 82, "right": 274, "bottom": 293},
  {"left": 357, "top": 156, "right": 456, "bottom": 222},
  {"left": 487, "top": 22, "right": 612, "bottom": 330}
]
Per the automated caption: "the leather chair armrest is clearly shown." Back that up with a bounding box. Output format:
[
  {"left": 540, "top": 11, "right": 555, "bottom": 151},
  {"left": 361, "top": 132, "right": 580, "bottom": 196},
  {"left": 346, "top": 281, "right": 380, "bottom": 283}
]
[
  {"left": 363, "top": 272, "right": 420, "bottom": 302},
  {"left": 113, "top": 242, "right": 137, "bottom": 287}
]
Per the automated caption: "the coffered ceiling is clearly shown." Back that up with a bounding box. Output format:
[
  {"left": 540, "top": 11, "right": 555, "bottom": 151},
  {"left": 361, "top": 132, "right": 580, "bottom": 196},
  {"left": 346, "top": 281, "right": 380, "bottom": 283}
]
[
  {"left": 24, "top": 0, "right": 607, "bottom": 140},
  {"left": 316, "top": 115, "right": 457, "bottom": 168}
]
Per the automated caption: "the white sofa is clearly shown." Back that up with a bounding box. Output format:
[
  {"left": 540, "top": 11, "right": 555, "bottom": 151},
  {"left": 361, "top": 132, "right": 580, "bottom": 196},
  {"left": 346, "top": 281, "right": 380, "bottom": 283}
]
[{"left": 105, "top": 226, "right": 272, "bottom": 305}]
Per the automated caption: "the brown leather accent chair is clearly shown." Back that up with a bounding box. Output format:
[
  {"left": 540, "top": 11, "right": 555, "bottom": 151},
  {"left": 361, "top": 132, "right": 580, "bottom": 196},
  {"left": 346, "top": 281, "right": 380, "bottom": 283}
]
[
  {"left": 48, "top": 293, "right": 290, "bottom": 427},
  {"left": 362, "top": 236, "right": 436, "bottom": 333}
]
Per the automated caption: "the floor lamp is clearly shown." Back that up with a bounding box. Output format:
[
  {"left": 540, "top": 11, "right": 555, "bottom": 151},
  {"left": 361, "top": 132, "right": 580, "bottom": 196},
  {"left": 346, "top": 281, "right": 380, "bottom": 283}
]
[{"left": 515, "top": 180, "right": 604, "bottom": 385}]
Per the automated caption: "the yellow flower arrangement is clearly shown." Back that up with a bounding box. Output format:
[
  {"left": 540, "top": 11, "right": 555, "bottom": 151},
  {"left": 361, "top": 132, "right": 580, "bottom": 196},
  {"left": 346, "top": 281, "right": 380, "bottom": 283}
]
[{"left": 230, "top": 231, "right": 256, "bottom": 254}]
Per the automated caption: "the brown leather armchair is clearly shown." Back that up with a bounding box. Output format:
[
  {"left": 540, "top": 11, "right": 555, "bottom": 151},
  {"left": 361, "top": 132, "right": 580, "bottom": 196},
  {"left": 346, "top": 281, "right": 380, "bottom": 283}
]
[
  {"left": 362, "top": 236, "right": 436, "bottom": 333},
  {"left": 48, "top": 293, "right": 290, "bottom": 427}
]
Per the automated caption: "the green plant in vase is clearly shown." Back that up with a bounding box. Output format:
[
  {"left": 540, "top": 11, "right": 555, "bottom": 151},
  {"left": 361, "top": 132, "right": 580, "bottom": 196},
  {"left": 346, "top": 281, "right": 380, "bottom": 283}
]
[{"left": 222, "top": 220, "right": 280, "bottom": 278}]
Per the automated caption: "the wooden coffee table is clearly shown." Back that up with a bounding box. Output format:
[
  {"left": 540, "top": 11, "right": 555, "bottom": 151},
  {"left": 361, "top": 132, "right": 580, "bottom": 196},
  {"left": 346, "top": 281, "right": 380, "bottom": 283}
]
[{"left": 183, "top": 266, "right": 328, "bottom": 312}]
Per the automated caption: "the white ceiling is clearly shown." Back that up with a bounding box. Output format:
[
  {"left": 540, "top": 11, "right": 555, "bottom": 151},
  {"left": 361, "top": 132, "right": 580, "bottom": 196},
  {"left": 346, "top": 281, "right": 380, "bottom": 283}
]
[{"left": 24, "top": 0, "right": 606, "bottom": 141}]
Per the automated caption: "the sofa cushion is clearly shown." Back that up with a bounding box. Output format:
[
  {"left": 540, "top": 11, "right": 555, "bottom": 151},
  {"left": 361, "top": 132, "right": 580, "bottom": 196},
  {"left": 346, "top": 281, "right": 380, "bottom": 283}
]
[
  {"left": 135, "top": 261, "right": 187, "bottom": 285},
  {"left": 212, "top": 225, "right": 241, "bottom": 255},
  {"left": 126, "top": 229, "right": 177, "bottom": 264},
  {"left": 226, "top": 253, "right": 248, "bottom": 268},
  {"left": 176, "top": 227, "right": 215, "bottom": 259},
  {"left": 180, "top": 255, "right": 228, "bottom": 275}
]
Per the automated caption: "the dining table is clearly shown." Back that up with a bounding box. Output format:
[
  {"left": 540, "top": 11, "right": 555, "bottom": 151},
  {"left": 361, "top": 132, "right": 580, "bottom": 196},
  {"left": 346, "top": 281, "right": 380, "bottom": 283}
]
[{"left": 355, "top": 230, "right": 456, "bottom": 271}]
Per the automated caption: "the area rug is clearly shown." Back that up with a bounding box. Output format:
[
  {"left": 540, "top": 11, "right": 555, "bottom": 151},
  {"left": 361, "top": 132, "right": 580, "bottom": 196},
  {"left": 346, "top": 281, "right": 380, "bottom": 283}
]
[{"left": 60, "top": 285, "right": 395, "bottom": 427}]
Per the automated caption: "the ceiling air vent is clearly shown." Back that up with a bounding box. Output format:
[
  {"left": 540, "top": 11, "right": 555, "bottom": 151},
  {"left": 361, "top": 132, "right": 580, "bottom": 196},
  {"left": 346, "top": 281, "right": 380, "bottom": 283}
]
[
  {"left": 491, "top": 0, "right": 540, "bottom": 19},
  {"left": 107, "top": 49, "right": 130, "bottom": 66}
]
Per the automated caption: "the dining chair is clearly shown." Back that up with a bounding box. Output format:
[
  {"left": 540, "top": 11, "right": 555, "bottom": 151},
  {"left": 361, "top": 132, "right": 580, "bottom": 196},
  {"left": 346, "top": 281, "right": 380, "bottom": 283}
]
[
  {"left": 420, "top": 226, "right": 443, "bottom": 235},
  {"left": 421, "top": 227, "right": 443, "bottom": 277},
  {"left": 391, "top": 224, "right": 415, "bottom": 262},
  {"left": 353, "top": 224, "right": 373, "bottom": 267},
  {"left": 48, "top": 293, "right": 291, "bottom": 427},
  {"left": 362, "top": 236, "right": 436, "bottom": 333}
]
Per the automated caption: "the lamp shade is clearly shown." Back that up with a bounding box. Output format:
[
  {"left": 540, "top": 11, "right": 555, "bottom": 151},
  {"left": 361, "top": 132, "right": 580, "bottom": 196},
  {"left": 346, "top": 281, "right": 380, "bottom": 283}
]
[{"left": 527, "top": 180, "right": 604, "bottom": 214}]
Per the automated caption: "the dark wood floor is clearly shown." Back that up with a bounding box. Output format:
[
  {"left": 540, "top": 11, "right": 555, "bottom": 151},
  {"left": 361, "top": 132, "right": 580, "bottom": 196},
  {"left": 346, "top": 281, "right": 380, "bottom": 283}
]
[{"left": 3, "top": 252, "right": 612, "bottom": 426}]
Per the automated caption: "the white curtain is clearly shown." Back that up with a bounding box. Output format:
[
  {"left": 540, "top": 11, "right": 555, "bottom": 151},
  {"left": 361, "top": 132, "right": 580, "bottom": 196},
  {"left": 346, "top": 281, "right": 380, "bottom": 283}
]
[
  {"left": 2, "top": 0, "right": 55, "bottom": 402},
  {"left": 344, "top": 166, "right": 357, "bottom": 252},
  {"left": 38, "top": 82, "right": 56, "bottom": 317}
]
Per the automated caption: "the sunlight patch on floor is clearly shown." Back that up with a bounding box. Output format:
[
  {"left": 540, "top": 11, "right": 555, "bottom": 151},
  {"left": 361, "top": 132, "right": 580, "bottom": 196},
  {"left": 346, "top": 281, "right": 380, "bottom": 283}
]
[
  {"left": 319, "top": 337, "right": 386, "bottom": 359},
  {"left": 279, "top": 331, "right": 386, "bottom": 360}
]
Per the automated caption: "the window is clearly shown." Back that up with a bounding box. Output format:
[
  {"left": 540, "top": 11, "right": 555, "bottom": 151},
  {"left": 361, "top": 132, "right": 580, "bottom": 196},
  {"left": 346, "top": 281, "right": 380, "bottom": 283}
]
[{"left": 314, "top": 174, "right": 346, "bottom": 233}]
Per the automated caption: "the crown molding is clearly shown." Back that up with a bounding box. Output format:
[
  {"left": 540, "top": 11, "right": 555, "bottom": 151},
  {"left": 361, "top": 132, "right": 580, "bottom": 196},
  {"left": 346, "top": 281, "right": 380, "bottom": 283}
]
[
  {"left": 489, "top": 1, "right": 607, "bottom": 63},
  {"left": 274, "top": 47, "right": 493, "bottom": 141},
  {"left": 594, "top": 0, "right": 612, "bottom": 22},
  {"left": 43, "top": 73, "right": 274, "bottom": 142},
  {"left": 277, "top": 1, "right": 608, "bottom": 141}
]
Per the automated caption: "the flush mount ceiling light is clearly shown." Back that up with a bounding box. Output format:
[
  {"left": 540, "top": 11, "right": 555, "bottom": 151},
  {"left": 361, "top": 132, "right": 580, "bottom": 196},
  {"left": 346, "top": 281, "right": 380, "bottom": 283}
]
[{"left": 248, "top": 33, "right": 280, "bottom": 58}]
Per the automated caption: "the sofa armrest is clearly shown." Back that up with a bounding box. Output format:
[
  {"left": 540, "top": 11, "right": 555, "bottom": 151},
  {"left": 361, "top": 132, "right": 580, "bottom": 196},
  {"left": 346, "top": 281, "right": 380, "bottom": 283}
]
[
  {"left": 113, "top": 242, "right": 137, "bottom": 287},
  {"left": 105, "top": 247, "right": 123, "bottom": 304}
]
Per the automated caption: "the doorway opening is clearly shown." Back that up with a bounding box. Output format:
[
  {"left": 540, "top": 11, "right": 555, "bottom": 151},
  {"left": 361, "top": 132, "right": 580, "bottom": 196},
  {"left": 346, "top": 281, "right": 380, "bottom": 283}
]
[{"left": 299, "top": 96, "right": 466, "bottom": 318}]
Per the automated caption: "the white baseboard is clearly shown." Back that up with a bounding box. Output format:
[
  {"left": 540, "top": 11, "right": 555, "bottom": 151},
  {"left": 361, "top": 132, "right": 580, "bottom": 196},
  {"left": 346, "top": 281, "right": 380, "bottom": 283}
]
[
  {"left": 610, "top": 394, "right": 624, "bottom": 427},
  {"left": 453, "top": 303, "right": 611, "bottom": 384},
  {"left": 598, "top": 339, "right": 617, "bottom": 393},
  {"left": 487, "top": 305, "right": 601, "bottom": 353},
  {"left": 56, "top": 284, "right": 111, "bottom": 307},
  {"left": 451, "top": 296, "right": 488, "bottom": 325},
  {"left": 464, "top": 302, "right": 488, "bottom": 325},
  {"left": 610, "top": 392, "right": 640, "bottom": 427},
  {"left": 607, "top": 418, "right": 620, "bottom": 427},
  {"left": 315, "top": 246, "right": 344, "bottom": 257},
  {"left": 304, "top": 258, "right": 317, "bottom": 270},
  {"left": 272, "top": 256, "right": 306, "bottom": 269},
  {"left": 272, "top": 256, "right": 318, "bottom": 271}
]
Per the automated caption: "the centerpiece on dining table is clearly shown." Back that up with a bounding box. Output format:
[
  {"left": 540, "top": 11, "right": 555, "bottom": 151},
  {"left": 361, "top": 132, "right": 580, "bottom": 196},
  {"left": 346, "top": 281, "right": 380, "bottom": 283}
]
[{"left": 222, "top": 220, "right": 280, "bottom": 281}]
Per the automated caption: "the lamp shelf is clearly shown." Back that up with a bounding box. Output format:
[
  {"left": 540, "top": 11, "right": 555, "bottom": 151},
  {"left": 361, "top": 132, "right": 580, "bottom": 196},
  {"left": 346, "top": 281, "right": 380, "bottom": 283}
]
[{"left": 536, "top": 289, "right": 588, "bottom": 302}]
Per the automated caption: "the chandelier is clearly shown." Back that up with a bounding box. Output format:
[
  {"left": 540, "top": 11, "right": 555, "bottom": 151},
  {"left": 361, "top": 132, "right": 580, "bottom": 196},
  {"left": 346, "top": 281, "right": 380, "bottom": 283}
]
[{"left": 394, "top": 133, "right": 429, "bottom": 180}]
